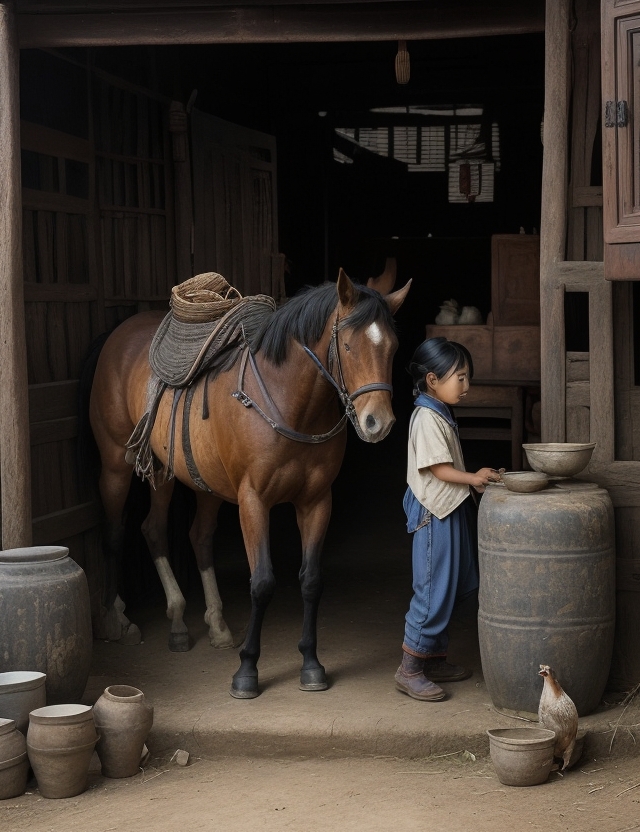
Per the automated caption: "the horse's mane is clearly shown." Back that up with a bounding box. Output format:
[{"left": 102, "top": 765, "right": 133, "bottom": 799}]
[{"left": 253, "top": 281, "right": 396, "bottom": 366}]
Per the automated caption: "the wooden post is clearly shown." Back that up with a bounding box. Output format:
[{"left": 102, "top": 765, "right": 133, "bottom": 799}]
[
  {"left": 0, "top": 1, "right": 32, "bottom": 547},
  {"left": 540, "top": 0, "right": 571, "bottom": 442}
]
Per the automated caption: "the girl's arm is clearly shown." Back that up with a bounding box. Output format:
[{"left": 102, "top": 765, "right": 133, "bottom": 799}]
[{"left": 430, "top": 463, "right": 500, "bottom": 489}]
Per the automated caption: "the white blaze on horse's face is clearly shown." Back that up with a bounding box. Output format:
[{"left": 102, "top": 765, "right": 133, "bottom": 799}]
[
  {"left": 365, "top": 322, "right": 384, "bottom": 346},
  {"left": 348, "top": 322, "right": 398, "bottom": 444}
]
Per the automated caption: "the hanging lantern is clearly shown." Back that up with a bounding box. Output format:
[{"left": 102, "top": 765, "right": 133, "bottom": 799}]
[
  {"left": 459, "top": 161, "right": 482, "bottom": 202},
  {"left": 395, "top": 41, "right": 410, "bottom": 85}
]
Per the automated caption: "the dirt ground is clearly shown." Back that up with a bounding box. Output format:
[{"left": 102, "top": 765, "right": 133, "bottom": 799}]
[
  {"left": 4, "top": 435, "right": 639, "bottom": 830},
  {"left": 2, "top": 749, "right": 640, "bottom": 832}
]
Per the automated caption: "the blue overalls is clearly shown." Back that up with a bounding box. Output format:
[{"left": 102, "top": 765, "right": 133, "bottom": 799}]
[{"left": 402, "top": 393, "right": 479, "bottom": 658}]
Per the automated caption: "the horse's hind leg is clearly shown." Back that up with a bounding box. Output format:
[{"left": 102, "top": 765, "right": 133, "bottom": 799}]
[
  {"left": 189, "top": 491, "right": 235, "bottom": 648},
  {"left": 295, "top": 494, "right": 331, "bottom": 691},
  {"left": 141, "top": 480, "right": 190, "bottom": 652},
  {"left": 97, "top": 463, "right": 142, "bottom": 645}
]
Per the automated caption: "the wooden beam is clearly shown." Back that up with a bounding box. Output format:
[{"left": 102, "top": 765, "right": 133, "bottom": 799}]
[
  {"left": 540, "top": 0, "right": 571, "bottom": 443},
  {"left": 589, "top": 278, "right": 614, "bottom": 464},
  {"left": 29, "top": 380, "right": 78, "bottom": 420},
  {"left": 17, "top": 2, "right": 545, "bottom": 47},
  {"left": 0, "top": 1, "right": 32, "bottom": 547},
  {"left": 32, "top": 501, "right": 102, "bottom": 546}
]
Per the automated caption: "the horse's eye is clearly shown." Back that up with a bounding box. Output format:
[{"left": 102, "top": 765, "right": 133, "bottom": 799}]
[{"left": 344, "top": 343, "right": 350, "bottom": 352}]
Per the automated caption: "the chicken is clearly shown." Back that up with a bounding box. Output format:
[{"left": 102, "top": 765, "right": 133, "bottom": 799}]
[{"left": 537, "top": 664, "right": 579, "bottom": 770}]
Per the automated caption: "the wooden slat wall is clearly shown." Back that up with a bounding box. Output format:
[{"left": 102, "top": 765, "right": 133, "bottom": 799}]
[{"left": 21, "top": 49, "right": 179, "bottom": 622}]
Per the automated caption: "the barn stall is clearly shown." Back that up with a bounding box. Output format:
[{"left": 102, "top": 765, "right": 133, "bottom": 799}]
[{"left": 0, "top": 0, "right": 638, "bottom": 692}]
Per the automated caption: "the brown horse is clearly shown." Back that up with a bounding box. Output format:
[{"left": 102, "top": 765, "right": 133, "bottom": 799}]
[{"left": 89, "top": 264, "right": 410, "bottom": 698}]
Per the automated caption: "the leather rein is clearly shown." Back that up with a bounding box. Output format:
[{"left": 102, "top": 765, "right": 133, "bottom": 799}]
[{"left": 231, "top": 315, "right": 393, "bottom": 443}]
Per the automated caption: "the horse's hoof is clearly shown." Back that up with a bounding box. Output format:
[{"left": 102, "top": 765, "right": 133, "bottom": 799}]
[
  {"left": 209, "top": 629, "right": 235, "bottom": 649},
  {"left": 169, "top": 632, "right": 190, "bottom": 652},
  {"left": 229, "top": 685, "right": 260, "bottom": 700},
  {"left": 118, "top": 622, "right": 142, "bottom": 646},
  {"left": 230, "top": 678, "right": 260, "bottom": 699},
  {"left": 299, "top": 666, "right": 328, "bottom": 691}
]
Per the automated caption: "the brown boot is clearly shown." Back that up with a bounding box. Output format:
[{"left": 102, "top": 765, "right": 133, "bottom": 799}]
[
  {"left": 423, "top": 657, "right": 471, "bottom": 682},
  {"left": 394, "top": 651, "right": 446, "bottom": 701}
]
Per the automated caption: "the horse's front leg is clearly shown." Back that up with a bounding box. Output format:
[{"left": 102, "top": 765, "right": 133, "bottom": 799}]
[
  {"left": 140, "top": 479, "right": 189, "bottom": 652},
  {"left": 231, "top": 492, "right": 275, "bottom": 699},
  {"left": 295, "top": 493, "right": 331, "bottom": 691},
  {"left": 189, "top": 491, "right": 235, "bottom": 648}
]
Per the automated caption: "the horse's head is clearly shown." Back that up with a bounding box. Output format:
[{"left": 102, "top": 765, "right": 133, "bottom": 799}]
[{"left": 333, "top": 265, "right": 411, "bottom": 443}]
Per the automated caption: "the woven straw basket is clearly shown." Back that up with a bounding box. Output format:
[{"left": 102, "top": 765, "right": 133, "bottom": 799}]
[{"left": 170, "top": 272, "right": 243, "bottom": 323}]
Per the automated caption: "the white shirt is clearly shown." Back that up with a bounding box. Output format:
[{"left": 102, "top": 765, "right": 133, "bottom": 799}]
[{"left": 406, "top": 405, "right": 470, "bottom": 520}]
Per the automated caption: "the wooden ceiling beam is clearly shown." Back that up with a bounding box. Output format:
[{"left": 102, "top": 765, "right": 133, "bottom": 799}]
[{"left": 17, "top": 3, "right": 544, "bottom": 48}]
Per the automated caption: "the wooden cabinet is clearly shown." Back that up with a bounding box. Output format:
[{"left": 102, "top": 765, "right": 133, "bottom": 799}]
[
  {"left": 602, "top": 0, "right": 640, "bottom": 278},
  {"left": 491, "top": 234, "right": 540, "bottom": 325}
]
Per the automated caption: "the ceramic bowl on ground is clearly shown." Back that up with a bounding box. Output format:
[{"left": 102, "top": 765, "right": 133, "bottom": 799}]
[
  {"left": 522, "top": 442, "right": 596, "bottom": 477},
  {"left": 500, "top": 471, "right": 549, "bottom": 493},
  {"left": 487, "top": 727, "right": 556, "bottom": 786}
]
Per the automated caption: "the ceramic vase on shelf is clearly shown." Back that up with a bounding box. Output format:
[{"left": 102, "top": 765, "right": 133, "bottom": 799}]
[
  {"left": 93, "top": 685, "right": 153, "bottom": 778},
  {"left": 26, "top": 704, "right": 98, "bottom": 799},
  {"left": 0, "top": 718, "right": 29, "bottom": 799},
  {"left": 0, "top": 671, "right": 46, "bottom": 734}
]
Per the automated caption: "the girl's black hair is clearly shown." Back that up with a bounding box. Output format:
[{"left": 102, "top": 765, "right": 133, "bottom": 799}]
[{"left": 408, "top": 337, "right": 474, "bottom": 394}]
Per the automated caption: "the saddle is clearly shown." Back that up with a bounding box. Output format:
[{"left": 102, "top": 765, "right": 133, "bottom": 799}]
[{"left": 125, "top": 272, "right": 276, "bottom": 489}]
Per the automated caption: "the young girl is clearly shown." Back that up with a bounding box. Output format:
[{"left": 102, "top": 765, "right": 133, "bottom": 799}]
[{"left": 395, "top": 336, "right": 501, "bottom": 702}]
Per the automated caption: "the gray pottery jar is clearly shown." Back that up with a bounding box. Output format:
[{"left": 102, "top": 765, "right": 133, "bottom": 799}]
[
  {"left": 0, "top": 718, "right": 29, "bottom": 799},
  {"left": 93, "top": 685, "right": 153, "bottom": 778},
  {"left": 0, "top": 671, "right": 46, "bottom": 734},
  {"left": 27, "top": 704, "right": 98, "bottom": 799},
  {"left": 0, "top": 546, "right": 92, "bottom": 704}
]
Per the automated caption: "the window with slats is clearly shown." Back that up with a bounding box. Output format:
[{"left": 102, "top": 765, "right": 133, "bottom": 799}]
[{"left": 334, "top": 106, "right": 499, "bottom": 202}]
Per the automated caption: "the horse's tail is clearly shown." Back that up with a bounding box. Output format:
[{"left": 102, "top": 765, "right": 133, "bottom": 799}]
[{"left": 76, "top": 329, "right": 112, "bottom": 493}]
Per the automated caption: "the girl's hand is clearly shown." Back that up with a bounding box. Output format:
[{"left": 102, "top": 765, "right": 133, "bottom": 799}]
[{"left": 470, "top": 467, "right": 501, "bottom": 492}]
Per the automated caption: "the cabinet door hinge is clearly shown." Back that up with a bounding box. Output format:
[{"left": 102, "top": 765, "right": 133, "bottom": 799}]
[{"left": 605, "top": 100, "right": 629, "bottom": 128}]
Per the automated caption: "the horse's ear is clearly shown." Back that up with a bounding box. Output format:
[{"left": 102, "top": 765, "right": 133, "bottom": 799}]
[
  {"left": 385, "top": 279, "right": 412, "bottom": 315},
  {"left": 336, "top": 267, "right": 359, "bottom": 308},
  {"left": 367, "top": 257, "right": 397, "bottom": 296}
]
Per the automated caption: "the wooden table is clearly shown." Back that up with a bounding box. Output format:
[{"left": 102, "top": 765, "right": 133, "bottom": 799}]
[{"left": 453, "top": 380, "right": 539, "bottom": 471}]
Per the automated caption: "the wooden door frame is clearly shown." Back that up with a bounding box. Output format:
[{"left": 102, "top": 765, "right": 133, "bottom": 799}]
[{"left": 540, "top": 0, "right": 640, "bottom": 507}]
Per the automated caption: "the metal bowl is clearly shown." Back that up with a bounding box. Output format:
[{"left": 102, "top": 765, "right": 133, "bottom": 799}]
[
  {"left": 522, "top": 442, "right": 596, "bottom": 478},
  {"left": 500, "top": 471, "right": 549, "bottom": 493}
]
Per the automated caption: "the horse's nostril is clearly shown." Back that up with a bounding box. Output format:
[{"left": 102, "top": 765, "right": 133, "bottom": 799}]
[{"left": 366, "top": 414, "right": 377, "bottom": 430}]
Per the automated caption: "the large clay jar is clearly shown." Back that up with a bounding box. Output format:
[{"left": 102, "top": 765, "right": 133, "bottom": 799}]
[
  {"left": 27, "top": 704, "right": 98, "bottom": 799},
  {"left": 0, "top": 718, "right": 29, "bottom": 799},
  {"left": 0, "top": 671, "right": 46, "bottom": 734},
  {"left": 0, "top": 546, "right": 92, "bottom": 704},
  {"left": 93, "top": 685, "right": 153, "bottom": 778}
]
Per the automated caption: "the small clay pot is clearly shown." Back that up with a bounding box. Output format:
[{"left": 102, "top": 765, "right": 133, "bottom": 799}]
[
  {"left": 0, "top": 671, "right": 46, "bottom": 735},
  {"left": 487, "top": 727, "right": 556, "bottom": 786},
  {"left": 27, "top": 704, "right": 98, "bottom": 799},
  {"left": 93, "top": 685, "right": 153, "bottom": 778},
  {"left": 0, "top": 718, "right": 29, "bottom": 799}
]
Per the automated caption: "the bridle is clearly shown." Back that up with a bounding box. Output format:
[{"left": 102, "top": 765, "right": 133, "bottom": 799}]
[{"left": 232, "top": 313, "right": 393, "bottom": 443}]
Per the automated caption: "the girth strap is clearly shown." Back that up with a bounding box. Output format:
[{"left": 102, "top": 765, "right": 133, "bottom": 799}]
[{"left": 182, "top": 381, "right": 212, "bottom": 491}]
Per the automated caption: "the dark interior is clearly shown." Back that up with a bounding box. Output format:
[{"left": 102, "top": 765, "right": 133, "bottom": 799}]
[{"left": 20, "top": 34, "right": 546, "bottom": 607}]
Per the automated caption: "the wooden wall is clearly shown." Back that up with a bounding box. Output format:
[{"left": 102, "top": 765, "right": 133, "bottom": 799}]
[
  {"left": 542, "top": 0, "right": 640, "bottom": 690},
  {"left": 21, "top": 49, "right": 179, "bottom": 621}
]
